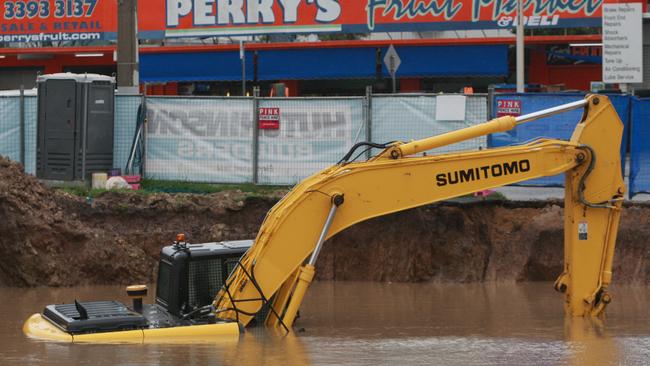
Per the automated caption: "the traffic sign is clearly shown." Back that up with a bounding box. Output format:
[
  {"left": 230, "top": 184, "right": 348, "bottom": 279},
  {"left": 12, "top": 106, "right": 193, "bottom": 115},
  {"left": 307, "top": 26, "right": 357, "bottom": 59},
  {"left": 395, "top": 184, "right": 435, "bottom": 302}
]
[{"left": 383, "top": 45, "right": 401, "bottom": 77}]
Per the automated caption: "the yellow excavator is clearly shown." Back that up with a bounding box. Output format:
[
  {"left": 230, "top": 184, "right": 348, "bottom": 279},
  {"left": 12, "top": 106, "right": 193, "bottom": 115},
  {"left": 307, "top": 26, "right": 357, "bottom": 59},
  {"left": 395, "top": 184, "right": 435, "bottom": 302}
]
[{"left": 24, "top": 94, "right": 625, "bottom": 343}]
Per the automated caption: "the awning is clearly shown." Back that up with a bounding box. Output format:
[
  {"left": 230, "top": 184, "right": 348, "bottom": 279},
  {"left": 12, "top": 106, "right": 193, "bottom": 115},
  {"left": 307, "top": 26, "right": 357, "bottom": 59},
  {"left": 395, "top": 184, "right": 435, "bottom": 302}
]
[
  {"left": 381, "top": 45, "right": 508, "bottom": 77},
  {"left": 256, "top": 47, "right": 378, "bottom": 80},
  {"left": 140, "top": 44, "right": 508, "bottom": 82},
  {"left": 141, "top": 51, "right": 254, "bottom": 82}
]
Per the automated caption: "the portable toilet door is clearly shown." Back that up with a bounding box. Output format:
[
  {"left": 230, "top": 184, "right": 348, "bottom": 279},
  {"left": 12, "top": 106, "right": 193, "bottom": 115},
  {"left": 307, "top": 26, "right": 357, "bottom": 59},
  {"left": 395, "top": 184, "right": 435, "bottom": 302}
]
[
  {"left": 75, "top": 77, "right": 115, "bottom": 180},
  {"left": 36, "top": 76, "right": 78, "bottom": 181}
]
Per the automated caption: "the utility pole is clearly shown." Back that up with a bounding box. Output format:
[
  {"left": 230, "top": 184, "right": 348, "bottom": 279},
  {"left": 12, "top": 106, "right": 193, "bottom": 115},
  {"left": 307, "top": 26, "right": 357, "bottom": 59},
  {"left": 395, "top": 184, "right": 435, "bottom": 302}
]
[
  {"left": 516, "top": 0, "right": 525, "bottom": 93},
  {"left": 117, "top": 0, "right": 139, "bottom": 94},
  {"left": 240, "top": 40, "right": 246, "bottom": 96}
]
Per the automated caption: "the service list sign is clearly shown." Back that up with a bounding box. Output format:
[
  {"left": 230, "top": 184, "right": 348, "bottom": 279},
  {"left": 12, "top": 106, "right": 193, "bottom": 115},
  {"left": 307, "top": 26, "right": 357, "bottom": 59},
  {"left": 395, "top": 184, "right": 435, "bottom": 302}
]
[{"left": 602, "top": 3, "right": 643, "bottom": 84}]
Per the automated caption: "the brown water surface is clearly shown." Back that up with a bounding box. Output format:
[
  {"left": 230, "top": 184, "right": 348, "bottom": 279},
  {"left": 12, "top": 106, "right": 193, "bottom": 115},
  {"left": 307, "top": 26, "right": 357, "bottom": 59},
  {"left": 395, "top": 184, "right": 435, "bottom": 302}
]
[{"left": 2, "top": 282, "right": 649, "bottom": 365}]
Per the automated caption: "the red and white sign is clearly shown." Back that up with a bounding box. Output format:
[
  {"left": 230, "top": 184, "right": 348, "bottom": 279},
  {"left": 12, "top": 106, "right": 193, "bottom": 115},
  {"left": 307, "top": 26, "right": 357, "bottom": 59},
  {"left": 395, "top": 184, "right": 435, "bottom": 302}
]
[
  {"left": 153, "top": 0, "right": 607, "bottom": 38},
  {"left": 497, "top": 100, "right": 522, "bottom": 117},
  {"left": 259, "top": 107, "right": 280, "bottom": 130},
  {"left": 0, "top": 0, "right": 115, "bottom": 43},
  {"left": 0, "top": 0, "right": 615, "bottom": 43}
]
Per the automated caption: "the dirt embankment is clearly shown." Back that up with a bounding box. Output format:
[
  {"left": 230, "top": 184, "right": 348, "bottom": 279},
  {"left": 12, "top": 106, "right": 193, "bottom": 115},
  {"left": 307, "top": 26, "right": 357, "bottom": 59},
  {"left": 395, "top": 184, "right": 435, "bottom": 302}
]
[{"left": 1, "top": 157, "right": 649, "bottom": 286}]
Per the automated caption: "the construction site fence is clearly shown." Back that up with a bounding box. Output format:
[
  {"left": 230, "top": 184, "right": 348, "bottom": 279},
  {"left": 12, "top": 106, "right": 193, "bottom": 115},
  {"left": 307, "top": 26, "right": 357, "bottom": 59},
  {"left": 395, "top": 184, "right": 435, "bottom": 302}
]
[
  {"left": 0, "top": 94, "right": 37, "bottom": 174},
  {"left": 2, "top": 91, "right": 649, "bottom": 195},
  {"left": 8, "top": 92, "right": 487, "bottom": 186}
]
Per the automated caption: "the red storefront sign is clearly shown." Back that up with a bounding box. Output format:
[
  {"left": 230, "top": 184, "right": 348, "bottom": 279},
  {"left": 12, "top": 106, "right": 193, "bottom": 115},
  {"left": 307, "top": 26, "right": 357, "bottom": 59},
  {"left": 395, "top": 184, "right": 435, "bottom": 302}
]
[
  {"left": 146, "top": 0, "right": 606, "bottom": 38},
  {"left": 0, "top": 0, "right": 116, "bottom": 43},
  {"left": 259, "top": 107, "right": 280, "bottom": 130},
  {"left": 1, "top": 0, "right": 626, "bottom": 43},
  {"left": 497, "top": 100, "right": 522, "bottom": 117}
]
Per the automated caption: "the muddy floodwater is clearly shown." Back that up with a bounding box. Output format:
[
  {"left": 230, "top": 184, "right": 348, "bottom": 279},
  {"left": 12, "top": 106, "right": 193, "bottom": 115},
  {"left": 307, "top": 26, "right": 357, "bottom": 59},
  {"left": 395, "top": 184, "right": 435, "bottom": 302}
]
[{"left": 2, "top": 282, "right": 650, "bottom": 365}]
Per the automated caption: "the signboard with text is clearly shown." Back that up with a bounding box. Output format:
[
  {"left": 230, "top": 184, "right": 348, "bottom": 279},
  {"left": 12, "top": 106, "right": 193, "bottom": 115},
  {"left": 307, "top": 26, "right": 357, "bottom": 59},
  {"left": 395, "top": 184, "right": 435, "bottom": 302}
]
[
  {"left": 148, "top": 0, "right": 606, "bottom": 38},
  {"left": 259, "top": 107, "right": 280, "bottom": 130},
  {"left": 602, "top": 3, "right": 643, "bottom": 84},
  {"left": 497, "top": 100, "right": 522, "bottom": 117},
  {"left": 2, "top": 0, "right": 609, "bottom": 43},
  {"left": 0, "top": 0, "right": 116, "bottom": 43}
]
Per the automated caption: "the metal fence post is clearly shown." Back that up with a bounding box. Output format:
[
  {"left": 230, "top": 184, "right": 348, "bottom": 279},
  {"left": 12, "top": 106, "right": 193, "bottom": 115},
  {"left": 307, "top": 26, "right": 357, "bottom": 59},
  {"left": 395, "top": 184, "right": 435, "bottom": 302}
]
[
  {"left": 365, "top": 86, "right": 373, "bottom": 159},
  {"left": 19, "top": 85, "right": 25, "bottom": 169},
  {"left": 487, "top": 85, "right": 495, "bottom": 120},
  {"left": 252, "top": 86, "right": 260, "bottom": 184},
  {"left": 141, "top": 84, "right": 148, "bottom": 178}
]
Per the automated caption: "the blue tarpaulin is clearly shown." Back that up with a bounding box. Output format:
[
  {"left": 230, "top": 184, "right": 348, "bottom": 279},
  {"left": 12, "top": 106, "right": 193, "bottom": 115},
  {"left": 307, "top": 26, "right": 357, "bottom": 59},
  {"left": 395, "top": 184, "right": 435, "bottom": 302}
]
[
  {"left": 489, "top": 93, "right": 630, "bottom": 186},
  {"left": 630, "top": 98, "right": 650, "bottom": 197}
]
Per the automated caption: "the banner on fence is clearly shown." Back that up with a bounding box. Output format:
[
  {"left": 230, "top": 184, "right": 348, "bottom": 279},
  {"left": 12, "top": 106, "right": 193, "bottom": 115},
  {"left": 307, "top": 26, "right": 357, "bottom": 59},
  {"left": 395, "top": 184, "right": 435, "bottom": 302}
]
[
  {"left": 145, "top": 98, "right": 254, "bottom": 182},
  {"left": 145, "top": 98, "right": 361, "bottom": 183},
  {"left": 372, "top": 95, "right": 488, "bottom": 155},
  {"left": 257, "top": 99, "right": 363, "bottom": 185}
]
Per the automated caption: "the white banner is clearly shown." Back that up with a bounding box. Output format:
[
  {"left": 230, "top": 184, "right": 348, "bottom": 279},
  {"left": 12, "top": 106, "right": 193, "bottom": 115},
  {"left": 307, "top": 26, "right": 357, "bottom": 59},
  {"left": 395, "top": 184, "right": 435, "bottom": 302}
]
[
  {"left": 257, "top": 99, "right": 364, "bottom": 185},
  {"left": 372, "top": 95, "right": 488, "bottom": 155},
  {"left": 146, "top": 98, "right": 254, "bottom": 183},
  {"left": 144, "top": 98, "right": 364, "bottom": 184}
]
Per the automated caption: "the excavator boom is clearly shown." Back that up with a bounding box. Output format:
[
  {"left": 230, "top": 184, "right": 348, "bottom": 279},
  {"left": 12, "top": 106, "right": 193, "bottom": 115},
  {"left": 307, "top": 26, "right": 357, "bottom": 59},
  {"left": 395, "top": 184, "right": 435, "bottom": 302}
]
[{"left": 214, "top": 95, "right": 625, "bottom": 330}]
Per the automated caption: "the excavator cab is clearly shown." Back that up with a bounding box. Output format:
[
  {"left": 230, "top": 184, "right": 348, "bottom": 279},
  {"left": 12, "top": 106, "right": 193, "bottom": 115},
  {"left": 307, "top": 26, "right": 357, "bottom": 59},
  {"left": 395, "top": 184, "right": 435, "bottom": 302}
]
[
  {"left": 24, "top": 237, "right": 251, "bottom": 342},
  {"left": 155, "top": 236, "right": 253, "bottom": 318}
]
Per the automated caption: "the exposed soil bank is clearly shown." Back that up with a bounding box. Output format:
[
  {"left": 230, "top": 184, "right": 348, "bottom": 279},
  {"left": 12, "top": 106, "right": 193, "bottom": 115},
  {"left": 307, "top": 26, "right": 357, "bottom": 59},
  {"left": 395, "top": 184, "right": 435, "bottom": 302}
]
[{"left": 1, "top": 157, "right": 648, "bottom": 286}]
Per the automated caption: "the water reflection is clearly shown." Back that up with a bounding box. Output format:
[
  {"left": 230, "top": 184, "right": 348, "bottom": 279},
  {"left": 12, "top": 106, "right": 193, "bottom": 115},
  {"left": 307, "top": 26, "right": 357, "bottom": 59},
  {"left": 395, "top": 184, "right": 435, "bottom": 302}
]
[
  {"left": 228, "top": 332, "right": 310, "bottom": 366},
  {"left": 564, "top": 317, "right": 618, "bottom": 366},
  {"left": 2, "top": 282, "right": 649, "bottom": 366}
]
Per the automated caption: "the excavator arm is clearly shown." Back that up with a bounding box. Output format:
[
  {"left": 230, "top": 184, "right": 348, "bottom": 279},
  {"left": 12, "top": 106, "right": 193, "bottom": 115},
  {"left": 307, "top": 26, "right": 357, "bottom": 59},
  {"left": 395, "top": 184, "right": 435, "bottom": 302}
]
[{"left": 213, "top": 95, "right": 625, "bottom": 331}]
